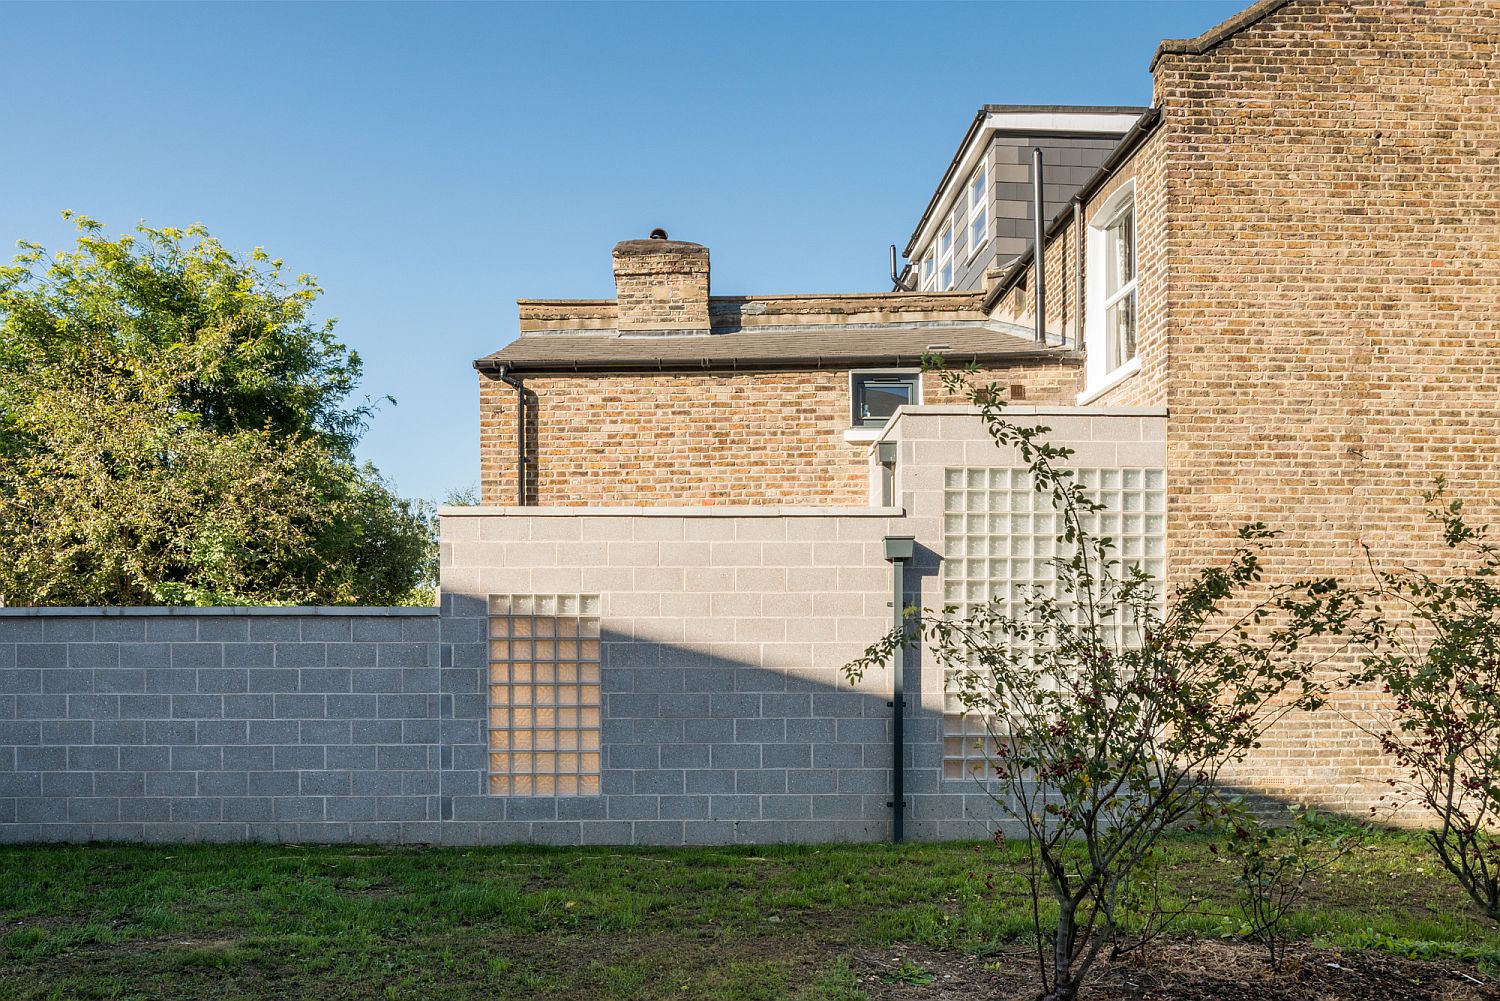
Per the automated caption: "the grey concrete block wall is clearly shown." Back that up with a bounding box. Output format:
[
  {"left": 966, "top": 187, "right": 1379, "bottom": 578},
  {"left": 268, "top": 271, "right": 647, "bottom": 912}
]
[
  {"left": 0, "top": 408, "right": 1167, "bottom": 847},
  {"left": 0, "top": 608, "right": 442, "bottom": 844},
  {"left": 439, "top": 506, "right": 913, "bottom": 845}
]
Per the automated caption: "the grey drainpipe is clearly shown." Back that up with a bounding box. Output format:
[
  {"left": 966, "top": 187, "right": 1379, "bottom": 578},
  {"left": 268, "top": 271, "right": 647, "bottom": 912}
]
[
  {"left": 883, "top": 535, "right": 915, "bottom": 843},
  {"left": 1072, "top": 198, "right": 1084, "bottom": 348},
  {"left": 1032, "top": 147, "right": 1046, "bottom": 345},
  {"left": 495, "top": 367, "right": 527, "bottom": 506}
]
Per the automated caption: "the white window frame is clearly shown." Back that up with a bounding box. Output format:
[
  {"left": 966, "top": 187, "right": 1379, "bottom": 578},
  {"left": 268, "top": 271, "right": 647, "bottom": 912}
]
[
  {"left": 845, "top": 367, "right": 923, "bottom": 441},
  {"left": 966, "top": 164, "right": 989, "bottom": 262},
  {"left": 1082, "top": 180, "right": 1140, "bottom": 400},
  {"left": 920, "top": 248, "right": 936, "bottom": 291},
  {"left": 938, "top": 213, "right": 957, "bottom": 290}
]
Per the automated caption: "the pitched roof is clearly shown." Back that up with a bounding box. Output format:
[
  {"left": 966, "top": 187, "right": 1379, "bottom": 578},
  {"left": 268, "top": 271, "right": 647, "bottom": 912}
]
[{"left": 475, "top": 323, "right": 1077, "bottom": 373}]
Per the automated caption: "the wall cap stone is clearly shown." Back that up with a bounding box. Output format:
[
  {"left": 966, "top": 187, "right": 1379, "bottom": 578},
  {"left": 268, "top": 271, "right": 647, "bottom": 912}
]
[
  {"left": 439, "top": 505, "right": 907, "bottom": 518},
  {"left": 0, "top": 605, "right": 439, "bottom": 617}
]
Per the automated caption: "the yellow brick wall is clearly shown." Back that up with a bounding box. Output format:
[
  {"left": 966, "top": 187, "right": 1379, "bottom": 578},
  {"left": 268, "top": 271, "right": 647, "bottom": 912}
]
[
  {"left": 1152, "top": 0, "right": 1500, "bottom": 814},
  {"left": 478, "top": 362, "right": 1082, "bottom": 506}
]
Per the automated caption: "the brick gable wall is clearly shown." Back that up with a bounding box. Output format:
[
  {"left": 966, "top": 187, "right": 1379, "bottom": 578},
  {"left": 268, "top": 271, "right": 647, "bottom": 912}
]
[{"left": 1153, "top": 0, "right": 1500, "bottom": 812}]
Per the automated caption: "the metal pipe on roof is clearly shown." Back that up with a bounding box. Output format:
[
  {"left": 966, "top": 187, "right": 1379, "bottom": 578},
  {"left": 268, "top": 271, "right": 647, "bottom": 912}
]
[
  {"left": 1032, "top": 147, "right": 1046, "bottom": 345},
  {"left": 889, "top": 245, "right": 916, "bottom": 292}
]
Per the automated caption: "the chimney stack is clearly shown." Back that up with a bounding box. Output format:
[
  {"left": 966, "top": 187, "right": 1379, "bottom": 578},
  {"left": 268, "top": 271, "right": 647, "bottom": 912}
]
[{"left": 611, "top": 235, "right": 711, "bottom": 336}]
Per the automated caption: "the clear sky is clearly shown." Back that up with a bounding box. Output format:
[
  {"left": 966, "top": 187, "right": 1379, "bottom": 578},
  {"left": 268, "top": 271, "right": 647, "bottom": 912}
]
[{"left": 2, "top": 0, "right": 1244, "bottom": 503}]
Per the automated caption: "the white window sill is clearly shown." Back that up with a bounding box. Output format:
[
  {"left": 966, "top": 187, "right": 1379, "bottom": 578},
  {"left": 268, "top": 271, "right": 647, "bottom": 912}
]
[
  {"left": 843, "top": 428, "right": 883, "bottom": 444},
  {"left": 1076, "top": 356, "right": 1142, "bottom": 405}
]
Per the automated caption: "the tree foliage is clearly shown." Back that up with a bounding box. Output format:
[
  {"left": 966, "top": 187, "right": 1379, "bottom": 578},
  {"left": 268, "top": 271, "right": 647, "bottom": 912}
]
[
  {"left": 0, "top": 213, "right": 434, "bottom": 606},
  {"left": 1353, "top": 479, "right": 1500, "bottom": 921},
  {"left": 844, "top": 362, "right": 1360, "bottom": 1001}
]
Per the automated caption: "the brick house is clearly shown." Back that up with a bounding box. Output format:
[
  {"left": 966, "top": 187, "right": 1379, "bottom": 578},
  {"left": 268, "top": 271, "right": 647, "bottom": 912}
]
[
  {"left": 445, "top": 0, "right": 1500, "bottom": 843},
  {"left": 5, "top": 0, "right": 1495, "bottom": 848}
]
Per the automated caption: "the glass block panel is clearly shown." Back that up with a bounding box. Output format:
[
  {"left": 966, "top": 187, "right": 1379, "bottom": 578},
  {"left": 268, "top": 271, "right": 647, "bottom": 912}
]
[
  {"left": 939, "top": 467, "right": 1167, "bottom": 782},
  {"left": 487, "top": 594, "right": 603, "bottom": 797}
]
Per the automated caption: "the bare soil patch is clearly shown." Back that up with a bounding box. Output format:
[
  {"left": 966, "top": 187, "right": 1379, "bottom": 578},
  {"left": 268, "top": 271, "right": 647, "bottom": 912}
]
[{"left": 856, "top": 940, "right": 1499, "bottom": 1000}]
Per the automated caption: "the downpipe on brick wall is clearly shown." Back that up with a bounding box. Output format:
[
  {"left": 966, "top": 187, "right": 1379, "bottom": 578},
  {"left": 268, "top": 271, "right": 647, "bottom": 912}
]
[
  {"left": 883, "top": 536, "right": 915, "bottom": 843},
  {"left": 496, "top": 366, "right": 527, "bottom": 506}
]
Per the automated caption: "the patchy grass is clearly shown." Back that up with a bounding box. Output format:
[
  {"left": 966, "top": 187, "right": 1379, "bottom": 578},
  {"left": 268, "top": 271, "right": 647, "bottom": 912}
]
[{"left": 0, "top": 832, "right": 1495, "bottom": 999}]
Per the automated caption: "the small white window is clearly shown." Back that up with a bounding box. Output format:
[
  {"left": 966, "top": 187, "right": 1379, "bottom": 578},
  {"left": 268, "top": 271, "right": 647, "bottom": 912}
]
[
  {"left": 967, "top": 167, "right": 988, "bottom": 257},
  {"left": 921, "top": 249, "right": 936, "bottom": 291},
  {"left": 1083, "top": 181, "right": 1139, "bottom": 397}
]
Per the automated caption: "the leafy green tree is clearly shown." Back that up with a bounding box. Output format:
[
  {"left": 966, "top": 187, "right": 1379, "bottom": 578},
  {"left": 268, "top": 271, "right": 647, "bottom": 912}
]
[{"left": 0, "top": 213, "right": 434, "bottom": 606}]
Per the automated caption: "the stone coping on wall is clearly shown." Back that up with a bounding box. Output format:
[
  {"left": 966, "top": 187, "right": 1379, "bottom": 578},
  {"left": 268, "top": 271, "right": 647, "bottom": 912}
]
[
  {"left": 437, "top": 505, "right": 907, "bottom": 518},
  {"left": 872, "top": 404, "right": 1169, "bottom": 446},
  {"left": 0, "top": 605, "right": 439, "bottom": 617}
]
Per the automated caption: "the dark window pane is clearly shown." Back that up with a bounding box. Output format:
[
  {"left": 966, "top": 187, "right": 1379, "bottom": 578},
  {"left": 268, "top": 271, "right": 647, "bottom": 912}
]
[{"left": 853, "top": 375, "right": 918, "bottom": 427}]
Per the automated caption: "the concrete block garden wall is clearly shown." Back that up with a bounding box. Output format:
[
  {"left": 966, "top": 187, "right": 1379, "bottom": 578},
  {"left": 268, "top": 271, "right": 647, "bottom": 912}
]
[
  {"left": 438, "top": 506, "right": 939, "bottom": 845},
  {"left": 0, "top": 407, "right": 1166, "bottom": 846},
  {"left": 0, "top": 608, "right": 443, "bottom": 844}
]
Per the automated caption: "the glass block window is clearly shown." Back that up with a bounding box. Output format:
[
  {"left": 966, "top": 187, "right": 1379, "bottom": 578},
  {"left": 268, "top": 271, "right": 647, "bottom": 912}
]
[
  {"left": 488, "top": 594, "right": 602, "bottom": 796},
  {"left": 939, "top": 467, "right": 1167, "bottom": 780}
]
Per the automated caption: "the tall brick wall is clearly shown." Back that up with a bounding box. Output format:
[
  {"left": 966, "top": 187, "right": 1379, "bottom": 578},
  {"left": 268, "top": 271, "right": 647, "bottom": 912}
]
[
  {"left": 478, "top": 362, "right": 1083, "bottom": 506},
  {"left": 1151, "top": 0, "right": 1500, "bottom": 811}
]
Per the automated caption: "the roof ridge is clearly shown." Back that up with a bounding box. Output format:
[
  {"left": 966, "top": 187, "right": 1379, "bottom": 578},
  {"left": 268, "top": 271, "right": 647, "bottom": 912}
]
[{"left": 1150, "top": 0, "right": 1295, "bottom": 71}]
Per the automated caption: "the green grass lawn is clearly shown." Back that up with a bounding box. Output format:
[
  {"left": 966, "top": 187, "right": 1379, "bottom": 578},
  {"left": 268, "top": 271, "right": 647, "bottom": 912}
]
[{"left": 1, "top": 832, "right": 1497, "bottom": 1000}]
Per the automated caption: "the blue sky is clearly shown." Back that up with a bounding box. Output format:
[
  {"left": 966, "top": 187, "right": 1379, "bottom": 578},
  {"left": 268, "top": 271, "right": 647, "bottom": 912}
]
[{"left": 1, "top": 0, "right": 1243, "bottom": 503}]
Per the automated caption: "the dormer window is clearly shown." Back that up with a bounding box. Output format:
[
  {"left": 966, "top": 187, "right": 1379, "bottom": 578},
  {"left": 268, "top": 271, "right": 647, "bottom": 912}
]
[
  {"left": 1083, "top": 181, "right": 1140, "bottom": 398},
  {"left": 921, "top": 250, "right": 936, "bottom": 291}
]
